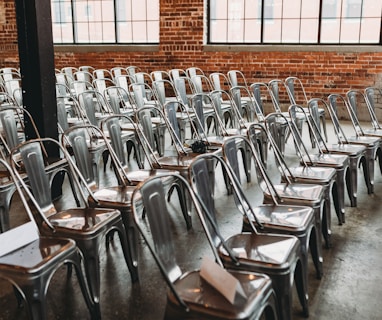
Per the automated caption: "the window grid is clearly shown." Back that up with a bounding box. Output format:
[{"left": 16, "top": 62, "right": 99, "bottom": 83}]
[
  {"left": 51, "top": 0, "right": 159, "bottom": 44},
  {"left": 208, "top": 0, "right": 382, "bottom": 45}
]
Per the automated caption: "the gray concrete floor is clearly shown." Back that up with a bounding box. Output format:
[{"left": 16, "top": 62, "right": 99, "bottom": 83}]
[{"left": 1, "top": 121, "right": 382, "bottom": 319}]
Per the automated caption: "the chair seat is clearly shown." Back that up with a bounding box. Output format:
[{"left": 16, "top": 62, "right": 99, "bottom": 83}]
[
  {"left": 363, "top": 128, "right": 382, "bottom": 137},
  {"left": 0, "top": 237, "right": 77, "bottom": 272},
  {"left": 46, "top": 207, "right": 123, "bottom": 231},
  {"left": 346, "top": 135, "right": 380, "bottom": 147},
  {"left": 90, "top": 186, "right": 136, "bottom": 209},
  {"left": 125, "top": 168, "right": 179, "bottom": 184},
  {"left": 250, "top": 204, "right": 315, "bottom": 233},
  {"left": 302, "top": 153, "right": 349, "bottom": 169},
  {"left": 264, "top": 183, "right": 324, "bottom": 207},
  {"left": 168, "top": 269, "right": 275, "bottom": 319},
  {"left": 325, "top": 143, "right": 366, "bottom": 156},
  {"left": 221, "top": 232, "right": 300, "bottom": 272},
  {"left": 287, "top": 166, "right": 336, "bottom": 184}
]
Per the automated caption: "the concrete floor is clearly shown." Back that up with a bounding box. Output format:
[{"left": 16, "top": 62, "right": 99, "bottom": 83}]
[{"left": 1, "top": 121, "right": 382, "bottom": 319}]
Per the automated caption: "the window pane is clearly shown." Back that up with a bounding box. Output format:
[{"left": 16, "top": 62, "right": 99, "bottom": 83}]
[
  {"left": 340, "top": 17, "right": 361, "bottom": 43},
  {"left": 244, "top": 19, "right": 261, "bottom": 42},
  {"left": 360, "top": 18, "right": 381, "bottom": 43},
  {"left": 283, "top": 0, "right": 301, "bottom": 18},
  {"left": 52, "top": 0, "right": 158, "bottom": 44},
  {"left": 210, "top": 20, "right": 228, "bottom": 42},
  {"left": 264, "top": 19, "right": 282, "bottom": 42},
  {"left": 300, "top": 19, "right": 319, "bottom": 42},
  {"left": 282, "top": 19, "right": 300, "bottom": 43},
  {"left": 321, "top": 18, "right": 340, "bottom": 43}
]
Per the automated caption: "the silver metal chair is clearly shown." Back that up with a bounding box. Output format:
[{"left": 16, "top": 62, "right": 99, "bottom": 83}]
[
  {"left": 308, "top": 98, "right": 368, "bottom": 207},
  {"left": 0, "top": 158, "right": 97, "bottom": 320},
  {"left": 328, "top": 93, "right": 382, "bottom": 194},
  {"left": 131, "top": 173, "right": 280, "bottom": 320},
  {"left": 189, "top": 153, "right": 309, "bottom": 319},
  {"left": 222, "top": 135, "right": 324, "bottom": 278},
  {"left": 288, "top": 105, "right": 349, "bottom": 225},
  {"left": 10, "top": 137, "right": 137, "bottom": 317},
  {"left": 251, "top": 121, "right": 336, "bottom": 249},
  {"left": 101, "top": 114, "right": 190, "bottom": 229}
]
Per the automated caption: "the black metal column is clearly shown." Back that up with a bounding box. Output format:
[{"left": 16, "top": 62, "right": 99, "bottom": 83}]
[
  {"left": 14, "top": 0, "right": 57, "bottom": 145},
  {"left": 14, "top": 0, "right": 63, "bottom": 198}
]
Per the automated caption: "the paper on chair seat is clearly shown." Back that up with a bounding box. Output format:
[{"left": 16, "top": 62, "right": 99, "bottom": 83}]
[
  {"left": 0, "top": 221, "right": 39, "bottom": 257},
  {"left": 200, "top": 256, "right": 247, "bottom": 304}
]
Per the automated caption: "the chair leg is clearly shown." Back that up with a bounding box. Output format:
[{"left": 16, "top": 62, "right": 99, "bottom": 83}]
[
  {"left": 119, "top": 213, "right": 139, "bottom": 282},
  {"left": 71, "top": 251, "right": 101, "bottom": 319},
  {"left": 322, "top": 189, "right": 332, "bottom": 249},
  {"left": 331, "top": 182, "right": 342, "bottom": 225},
  {"left": 21, "top": 280, "right": 49, "bottom": 320},
  {"left": 294, "top": 260, "right": 310, "bottom": 318},
  {"left": 76, "top": 239, "right": 102, "bottom": 308},
  {"left": 359, "top": 155, "right": 371, "bottom": 194},
  {"left": 346, "top": 157, "right": 358, "bottom": 207},
  {"left": 309, "top": 224, "right": 324, "bottom": 278}
]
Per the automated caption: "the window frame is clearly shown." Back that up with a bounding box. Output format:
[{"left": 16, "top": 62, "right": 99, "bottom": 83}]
[
  {"left": 51, "top": 0, "right": 159, "bottom": 45},
  {"left": 207, "top": 0, "right": 382, "bottom": 46}
]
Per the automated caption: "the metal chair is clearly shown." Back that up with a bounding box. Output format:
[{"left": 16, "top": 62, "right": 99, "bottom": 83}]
[
  {"left": 308, "top": 98, "right": 368, "bottom": 207},
  {"left": 10, "top": 137, "right": 137, "bottom": 317},
  {"left": 251, "top": 121, "right": 336, "bottom": 249},
  {"left": 347, "top": 89, "right": 382, "bottom": 139},
  {"left": 221, "top": 135, "right": 324, "bottom": 279},
  {"left": 0, "top": 158, "right": 98, "bottom": 320},
  {"left": 288, "top": 105, "right": 349, "bottom": 226},
  {"left": 189, "top": 153, "right": 309, "bottom": 319},
  {"left": 131, "top": 173, "right": 280, "bottom": 320},
  {"left": 101, "top": 114, "right": 190, "bottom": 228},
  {"left": 327, "top": 93, "right": 382, "bottom": 194}
]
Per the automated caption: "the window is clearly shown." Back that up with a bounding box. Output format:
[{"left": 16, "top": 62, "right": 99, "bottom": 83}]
[
  {"left": 51, "top": 0, "right": 159, "bottom": 44},
  {"left": 208, "top": 0, "right": 382, "bottom": 44}
]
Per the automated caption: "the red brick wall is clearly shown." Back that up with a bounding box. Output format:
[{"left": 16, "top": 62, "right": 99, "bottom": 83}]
[{"left": 2, "top": 0, "right": 382, "bottom": 103}]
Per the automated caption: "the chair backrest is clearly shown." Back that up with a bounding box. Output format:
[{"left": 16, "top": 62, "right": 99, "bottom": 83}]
[
  {"left": 0, "top": 106, "right": 41, "bottom": 155},
  {"left": 78, "top": 90, "right": 111, "bottom": 126},
  {"left": 346, "top": 90, "right": 368, "bottom": 135},
  {"left": 308, "top": 98, "right": 331, "bottom": 148},
  {"left": 174, "top": 77, "right": 190, "bottom": 108},
  {"left": 102, "top": 115, "right": 138, "bottom": 168},
  {"left": 364, "top": 87, "right": 382, "bottom": 129},
  {"left": 18, "top": 142, "right": 55, "bottom": 211},
  {"left": 209, "top": 72, "right": 229, "bottom": 92},
  {"left": 74, "top": 70, "right": 94, "bottom": 83},
  {"left": 70, "top": 80, "right": 93, "bottom": 98},
  {"left": 114, "top": 74, "right": 134, "bottom": 92},
  {"left": 126, "top": 65, "right": 141, "bottom": 77},
  {"left": 249, "top": 82, "right": 269, "bottom": 122},
  {"left": 136, "top": 107, "right": 160, "bottom": 156},
  {"left": 227, "top": 70, "right": 248, "bottom": 88},
  {"left": 186, "top": 67, "right": 205, "bottom": 79},
  {"left": 152, "top": 79, "right": 177, "bottom": 107},
  {"left": 285, "top": 76, "right": 309, "bottom": 105},
  {"left": 327, "top": 94, "right": 352, "bottom": 142},
  {"left": 168, "top": 68, "right": 186, "bottom": 83},
  {"left": 190, "top": 152, "right": 265, "bottom": 240},
  {"left": 104, "top": 86, "right": 132, "bottom": 114},
  {"left": 190, "top": 74, "right": 213, "bottom": 94},
  {"left": 93, "top": 68, "right": 113, "bottom": 80},
  {"left": 222, "top": 135, "right": 281, "bottom": 206},
  {"left": 92, "top": 78, "right": 115, "bottom": 96},
  {"left": 132, "top": 175, "right": 182, "bottom": 282},
  {"left": 57, "top": 97, "right": 70, "bottom": 132},
  {"left": 268, "top": 79, "right": 286, "bottom": 113}
]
